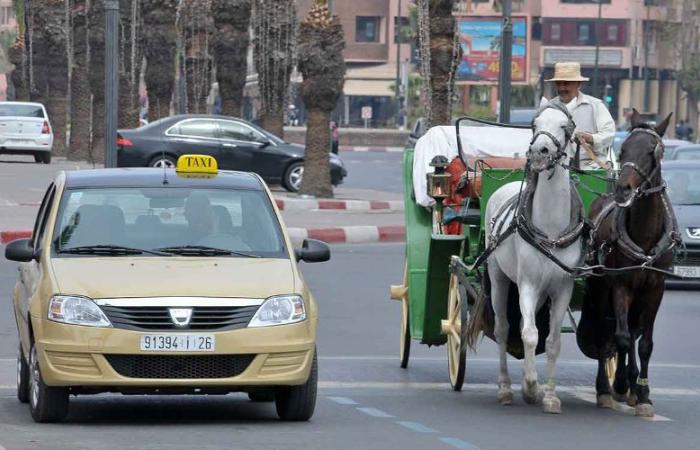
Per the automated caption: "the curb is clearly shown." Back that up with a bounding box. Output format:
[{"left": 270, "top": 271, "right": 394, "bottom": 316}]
[
  {"left": 274, "top": 198, "right": 403, "bottom": 212},
  {"left": 1, "top": 226, "right": 406, "bottom": 245},
  {"left": 339, "top": 146, "right": 404, "bottom": 153}
]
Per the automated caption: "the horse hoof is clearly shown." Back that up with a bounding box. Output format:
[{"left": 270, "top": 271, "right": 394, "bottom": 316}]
[
  {"left": 543, "top": 396, "right": 562, "bottom": 414},
  {"left": 596, "top": 394, "right": 613, "bottom": 409},
  {"left": 497, "top": 389, "right": 513, "bottom": 406},
  {"left": 635, "top": 403, "right": 655, "bottom": 418},
  {"left": 612, "top": 391, "right": 628, "bottom": 403},
  {"left": 627, "top": 393, "right": 638, "bottom": 407},
  {"left": 522, "top": 381, "right": 540, "bottom": 405}
]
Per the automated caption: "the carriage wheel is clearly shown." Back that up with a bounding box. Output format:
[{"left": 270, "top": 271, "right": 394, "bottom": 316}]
[
  {"left": 444, "top": 273, "right": 467, "bottom": 391},
  {"left": 605, "top": 353, "right": 618, "bottom": 388},
  {"left": 391, "top": 262, "right": 411, "bottom": 369}
]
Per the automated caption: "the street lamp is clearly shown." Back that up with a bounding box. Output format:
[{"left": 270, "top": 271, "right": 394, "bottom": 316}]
[
  {"left": 104, "top": 0, "right": 119, "bottom": 168},
  {"left": 592, "top": 0, "right": 603, "bottom": 99}
]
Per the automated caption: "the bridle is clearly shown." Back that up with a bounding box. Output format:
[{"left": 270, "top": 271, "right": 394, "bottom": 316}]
[
  {"left": 616, "top": 127, "right": 666, "bottom": 207},
  {"left": 527, "top": 100, "right": 577, "bottom": 171}
]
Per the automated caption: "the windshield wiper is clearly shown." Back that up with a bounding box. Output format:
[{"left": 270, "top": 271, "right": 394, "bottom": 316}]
[
  {"left": 154, "top": 245, "right": 260, "bottom": 258},
  {"left": 59, "top": 245, "right": 172, "bottom": 256}
]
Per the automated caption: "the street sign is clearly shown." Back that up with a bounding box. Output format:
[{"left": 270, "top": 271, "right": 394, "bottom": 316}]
[{"left": 361, "top": 106, "right": 373, "bottom": 120}]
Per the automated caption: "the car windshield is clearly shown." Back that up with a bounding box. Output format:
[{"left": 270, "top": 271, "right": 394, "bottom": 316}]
[
  {"left": 664, "top": 169, "right": 700, "bottom": 205},
  {"left": 672, "top": 147, "right": 700, "bottom": 160},
  {"left": 53, "top": 187, "right": 287, "bottom": 258},
  {"left": 0, "top": 104, "right": 45, "bottom": 118}
]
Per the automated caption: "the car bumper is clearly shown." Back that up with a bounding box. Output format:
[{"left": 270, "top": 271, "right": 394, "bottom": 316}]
[
  {"left": 0, "top": 136, "right": 53, "bottom": 153},
  {"left": 116, "top": 149, "right": 149, "bottom": 167},
  {"left": 331, "top": 165, "right": 347, "bottom": 185},
  {"left": 33, "top": 318, "right": 316, "bottom": 389}
]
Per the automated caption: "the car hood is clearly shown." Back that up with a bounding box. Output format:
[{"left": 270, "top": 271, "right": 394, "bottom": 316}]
[
  {"left": 51, "top": 257, "right": 296, "bottom": 299},
  {"left": 672, "top": 204, "right": 700, "bottom": 243}
]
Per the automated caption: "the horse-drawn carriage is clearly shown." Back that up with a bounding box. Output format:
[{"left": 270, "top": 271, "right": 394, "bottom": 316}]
[{"left": 389, "top": 106, "right": 677, "bottom": 416}]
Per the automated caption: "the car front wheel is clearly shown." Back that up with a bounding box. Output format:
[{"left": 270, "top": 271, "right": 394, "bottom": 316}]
[
  {"left": 29, "top": 344, "right": 69, "bottom": 423},
  {"left": 283, "top": 162, "right": 304, "bottom": 192},
  {"left": 275, "top": 349, "right": 317, "bottom": 421},
  {"left": 149, "top": 154, "right": 176, "bottom": 169}
]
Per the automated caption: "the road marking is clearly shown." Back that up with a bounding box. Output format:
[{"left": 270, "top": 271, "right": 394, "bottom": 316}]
[
  {"left": 574, "top": 393, "right": 673, "bottom": 422},
  {"left": 319, "top": 381, "right": 700, "bottom": 397},
  {"left": 327, "top": 396, "right": 358, "bottom": 405},
  {"left": 0, "top": 385, "right": 13, "bottom": 389},
  {"left": 356, "top": 407, "right": 394, "bottom": 418},
  {"left": 396, "top": 421, "right": 437, "bottom": 433},
  {"left": 439, "top": 437, "right": 482, "bottom": 450}
]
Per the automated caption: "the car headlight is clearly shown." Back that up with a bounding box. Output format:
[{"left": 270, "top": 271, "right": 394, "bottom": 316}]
[
  {"left": 48, "top": 295, "right": 112, "bottom": 327},
  {"left": 248, "top": 295, "right": 306, "bottom": 328},
  {"left": 329, "top": 153, "right": 344, "bottom": 167}
]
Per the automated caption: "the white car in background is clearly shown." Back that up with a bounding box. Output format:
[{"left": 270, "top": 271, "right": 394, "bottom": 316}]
[{"left": 0, "top": 101, "right": 53, "bottom": 164}]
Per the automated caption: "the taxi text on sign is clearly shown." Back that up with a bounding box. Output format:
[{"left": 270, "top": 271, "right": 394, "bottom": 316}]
[{"left": 176, "top": 154, "right": 218, "bottom": 176}]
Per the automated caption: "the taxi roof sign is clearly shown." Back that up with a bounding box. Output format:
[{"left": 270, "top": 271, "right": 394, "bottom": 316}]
[{"left": 176, "top": 154, "right": 218, "bottom": 175}]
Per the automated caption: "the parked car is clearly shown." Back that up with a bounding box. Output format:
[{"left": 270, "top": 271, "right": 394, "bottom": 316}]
[
  {"left": 506, "top": 107, "right": 538, "bottom": 126},
  {"left": 665, "top": 144, "right": 700, "bottom": 161},
  {"left": 663, "top": 161, "right": 700, "bottom": 288},
  {"left": 117, "top": 115, "right": 347, "bottom": 192},
  {"left": 0, "top": 101, "right": 53, "bottom": 164},
  {"left": 613, "top": 131, "right": 687, "bottom": 161}
]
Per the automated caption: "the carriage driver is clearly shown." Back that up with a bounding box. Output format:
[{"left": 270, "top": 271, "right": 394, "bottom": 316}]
[{"left": 547, "top": 62, "right": 616, "bottom": 169}]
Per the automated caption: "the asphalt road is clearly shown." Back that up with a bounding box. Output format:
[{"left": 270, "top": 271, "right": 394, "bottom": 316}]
[
  {"left": 339, "top": 152, "right": 403, "bottom": 194},
  {"left": 0, "top": 243, "right": 699, "bottom": 449}
]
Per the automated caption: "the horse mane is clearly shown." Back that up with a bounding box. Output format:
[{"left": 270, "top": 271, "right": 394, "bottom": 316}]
[{"left": 627, "top": 122, "right": 654, "bottom": 132}]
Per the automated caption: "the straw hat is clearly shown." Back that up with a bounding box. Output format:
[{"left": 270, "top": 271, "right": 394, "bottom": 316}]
[{"left": 546, "top": 62, "right": 589, "bottom": 82}]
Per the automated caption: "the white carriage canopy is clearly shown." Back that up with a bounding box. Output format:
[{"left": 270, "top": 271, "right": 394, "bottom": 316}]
[{"left": 413, "top": 125, "right": 533, "bottom": 207}]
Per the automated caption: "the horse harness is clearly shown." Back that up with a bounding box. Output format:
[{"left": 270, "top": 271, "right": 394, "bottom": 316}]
[{"left": 528, "top": 100, "right": 577, "bottom": 173}]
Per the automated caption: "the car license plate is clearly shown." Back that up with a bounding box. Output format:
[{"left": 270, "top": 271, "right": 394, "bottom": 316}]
[
  {"left": 673, "top": 265, "right": 700, "bottom": 278},
  {"left": 139, "top": 334, "right": 215, "bottom": 352}
]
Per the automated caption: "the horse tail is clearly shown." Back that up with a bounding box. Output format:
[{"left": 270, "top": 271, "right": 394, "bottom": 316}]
[{"left": 465, "top": 265, "right": 492, "bottom": 351}]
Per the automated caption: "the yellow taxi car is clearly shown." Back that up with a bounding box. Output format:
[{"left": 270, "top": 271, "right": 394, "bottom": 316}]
[{"left": 4, "top": 154, "right": 330, "bottom": 422}]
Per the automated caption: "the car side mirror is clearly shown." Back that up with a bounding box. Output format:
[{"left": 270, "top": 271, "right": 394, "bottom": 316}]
[
  {"left": 294, "top": 239, "right": 330, "bottom": 263},
  {"left": 255, "top": 137, "right": 271, "bottom": 147},
  {"left": 5, "top": 238, "right": 37, "bottom": 262}
]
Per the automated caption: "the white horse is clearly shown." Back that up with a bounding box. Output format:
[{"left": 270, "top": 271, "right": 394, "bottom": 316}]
[{"left": 485, "top": 101, "right": 583, "bottom": 414}]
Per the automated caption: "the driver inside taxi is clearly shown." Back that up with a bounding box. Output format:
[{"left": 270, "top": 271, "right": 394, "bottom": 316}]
[{"left": 184, "top": 193, "right": 220, "bottom": 243}]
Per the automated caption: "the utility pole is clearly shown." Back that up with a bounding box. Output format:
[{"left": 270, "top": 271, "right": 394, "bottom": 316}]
[
  {"left": 643, "top": 0, "right": 650, "bottom": 112},
  {"left": 104, "top": 0, "right": 119, "bottom": 168},
  {"left": 395, "top": 0, "right": 402, "bottom": 128},
  {"left": 592, "top": 0, "right": 603, "bottom": 98},
  {"left": 498, "top": 0, "right": 512, "bottom": 123}
]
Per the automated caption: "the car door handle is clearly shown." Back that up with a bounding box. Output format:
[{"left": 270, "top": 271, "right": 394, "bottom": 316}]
[{"left": 222, "top": 143, "right": 237, "bottom": 148}]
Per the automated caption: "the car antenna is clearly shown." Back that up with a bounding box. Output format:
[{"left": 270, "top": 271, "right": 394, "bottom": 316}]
[{"left": 161, "top": 149, "right": 169, "bottom": 185}]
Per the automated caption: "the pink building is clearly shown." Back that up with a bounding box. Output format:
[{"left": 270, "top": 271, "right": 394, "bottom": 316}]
[{"left": 0, "top": 0, "right": 18, "bottom": 101}]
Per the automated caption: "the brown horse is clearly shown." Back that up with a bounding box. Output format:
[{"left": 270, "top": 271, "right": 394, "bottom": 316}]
[{"left": 577, "top": 110, "right": 678, "bottom": 417}]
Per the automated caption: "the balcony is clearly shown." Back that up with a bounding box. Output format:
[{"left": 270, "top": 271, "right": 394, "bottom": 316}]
[{"left": 542, "top": 46, "right": 630, "bottom": 68}]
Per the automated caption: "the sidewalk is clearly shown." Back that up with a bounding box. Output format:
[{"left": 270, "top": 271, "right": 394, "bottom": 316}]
[{"left": 0, "top": 155, "right": 406, "bottom": 245}]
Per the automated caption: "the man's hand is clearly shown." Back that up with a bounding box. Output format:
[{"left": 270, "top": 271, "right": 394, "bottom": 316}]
[{"left": 575, "top": 131, "right": 594, "bottom": 145}]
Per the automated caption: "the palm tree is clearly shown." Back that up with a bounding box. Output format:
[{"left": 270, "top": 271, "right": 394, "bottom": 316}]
[
  {"left": 119, "top": 0, "right": 144, "bottom": 128},
  {"left": 142, "top": 0, "right": 178, "bottom": 120},
  {"left": 252, "top": 0, "right": 296, "bottom": 137},
  {"left": 181, "top": 0, "right": 212, "bottom": 114},
  {"left": 416, "top": 0, "right": 461, "bottom": 127},
  {"left": 88, "top": 0, "right": 106, "bottom": 161},
  {"left": 211, "top": 0, "right": 251, "bottom": 116},
  {"left": 68, "top": 0, "right": 91, "bottom": 160},
  {"left": 33, "top": 0, "right": 69, "bottom": 156},
  {"left": 8, "top": 0, "right": 29, "bottom": 101},
  {"left": 297, "top": 0, "right": 345, "bottom": 198}
]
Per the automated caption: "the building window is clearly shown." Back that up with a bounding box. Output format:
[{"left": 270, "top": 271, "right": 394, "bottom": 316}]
[
  {"left": 551, "top": 23, "right": 561, "bottom": 42},
  {"left": 578, "top": 23, "right": 590, "bottom": 43},
  {"left": 0, "top": 6, "right": 14, "bottom": 25},
  {"left": 606, "top": 24, "right": 618, "bottom": 42},
  {"left": 356, "top": 16, "right": 381, "bottom": 43},
  {"left": 394, "top": 16, "right": 410, "bottom": 44}
]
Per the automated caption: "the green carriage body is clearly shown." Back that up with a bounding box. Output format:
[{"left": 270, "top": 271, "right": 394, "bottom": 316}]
[{"left": 401, "top": 147, "right": 608, "bottom": 346}]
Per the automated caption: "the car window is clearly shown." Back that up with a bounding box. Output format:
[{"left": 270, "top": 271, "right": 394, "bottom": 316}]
[
  {"left": 171, "top": 120, "right": 217, "bottom": 139},
  {"left": 31, "top": 184, "right": 56, "bottom": 251},
  {"left": 0, "top": 104, "right": 45, "bottom": 118},
  {"left": 673, "top": 148, "right": 700, "bottom": 160},
  {"left": 218, "top": 120, "right": 265, "bottom": 143},
  {"left": 53, "top": 187, "right": 287, "bottom": 257}
]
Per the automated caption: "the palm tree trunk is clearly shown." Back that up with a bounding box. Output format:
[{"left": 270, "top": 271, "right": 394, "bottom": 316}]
[
  {"left": 253, "top": 0, "right": 296, "bottom": 137},
  {"left": 142, "top": 0, "right": 178, "bottom": 120},
  {"left": 88, "top": 0, "right": 105, "bottom": 162},
  {"left": 301, "top": 109, "right": 332, "bottom": 197},
  {"left": 8, "top": 37, "right": 29, "bottom": 101},
  {"left": 119, "top": 0, "right": 144, "bottom": 128},
  {"left": 182, "top": 0, "right": 212, "bottom": 114},
  {"left": 69, "top": 0, "right": 91, "bottom": 160},
  {"left": 211, "top": 0, "right": 251, "bottom": 117}
]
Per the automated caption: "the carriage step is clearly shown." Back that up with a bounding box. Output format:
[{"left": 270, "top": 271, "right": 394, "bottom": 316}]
[{"left": 561, "top": 326, "right": 575, "bottom": 333}]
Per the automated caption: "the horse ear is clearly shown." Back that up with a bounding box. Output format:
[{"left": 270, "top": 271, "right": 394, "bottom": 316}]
[
  {"left": 655, "top": 112, "right": 673, "bottom": 137},
  {"left": 629, "top": 108, "right": 642, "bottom": 128},
  {"left": 539, "top": 96, "right": 549, "bottom": 108}
]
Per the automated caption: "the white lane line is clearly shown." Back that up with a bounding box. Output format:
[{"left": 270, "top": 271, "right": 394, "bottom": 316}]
[
  {"left": 396, "top": 421, "right": 437, "bottom": 433},
  {"left": 327, "top": 396, "right": 358, "bottom": 405},
  {"left": 356, "top": 407, "right": 394, "bottom": 418},
  {"left": 319, "top": 381, "right": 700, "bottom": 397},
  {"left": 574, "top": 392, "right": 673, "bottom": 422},
  {"left": 439, "top": 437, "right": 482, "bottom": 450},
  {"left": 0, "top": 385, "right": 13, "bottom": 389}
]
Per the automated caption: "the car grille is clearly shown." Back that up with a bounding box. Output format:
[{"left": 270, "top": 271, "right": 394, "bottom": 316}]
[
  {"left": 105, "top": 354, "right": 256, "bottom": 379},
  {"left": 675, "top": 248, "right": 700, "bottom": 265},
  {"left": 100, "top": 305, "right": 259, "bottom": 331}
]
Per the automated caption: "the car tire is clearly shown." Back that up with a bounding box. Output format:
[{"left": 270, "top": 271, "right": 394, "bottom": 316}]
[
  {"left": 149, "top": 154, "right": 177, "bottom": 169},
  {"left": 248, "top": 390, "right": 276, "bottom": 402},
  {"left": 282, "top": 161, "right": 304, "bottom": 192},
  {"left": 34, "top": 153, "right": 51, "bottom": 164},
  {"left": 17, "top": 345, "right": 30, "bottom": 404},
  {"left": 28, "top": 343, "right": 69, "bottom": 423},
  {"left": 275, "top": 349, "right": 317, "bottom": 421}
]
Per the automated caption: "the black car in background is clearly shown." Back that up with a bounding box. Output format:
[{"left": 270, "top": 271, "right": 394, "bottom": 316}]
[
  {"left": 117, "top": 115, "right": 347, "bottom": 192},
  {"left": 663, "top": 161, "right": 700, "bottom": 288}
]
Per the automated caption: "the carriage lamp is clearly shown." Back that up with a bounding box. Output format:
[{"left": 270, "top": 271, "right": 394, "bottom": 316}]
[{"left": 427, "top": 156, "right": 452, "bottom": 200}]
